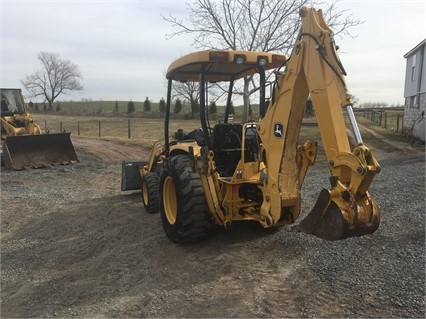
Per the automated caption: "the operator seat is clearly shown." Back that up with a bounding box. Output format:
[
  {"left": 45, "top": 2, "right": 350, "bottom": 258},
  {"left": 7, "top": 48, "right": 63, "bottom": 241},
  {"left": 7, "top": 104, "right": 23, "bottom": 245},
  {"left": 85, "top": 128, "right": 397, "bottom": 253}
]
[{"left": 211, "top": 123, "right": 243, "bottom": 177}]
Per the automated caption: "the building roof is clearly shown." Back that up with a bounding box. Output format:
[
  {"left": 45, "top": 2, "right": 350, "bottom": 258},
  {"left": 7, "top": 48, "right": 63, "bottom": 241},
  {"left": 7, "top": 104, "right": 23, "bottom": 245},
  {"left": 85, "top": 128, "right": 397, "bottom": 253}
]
[{"left": 404, "top": 38, "right": 426, "bottom": 58}]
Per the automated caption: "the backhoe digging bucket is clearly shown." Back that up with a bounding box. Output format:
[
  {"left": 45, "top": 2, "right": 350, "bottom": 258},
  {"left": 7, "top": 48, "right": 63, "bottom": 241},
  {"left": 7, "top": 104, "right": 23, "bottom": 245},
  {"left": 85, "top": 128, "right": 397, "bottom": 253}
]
[
  {"left": 3, "top": 133, "right": 79, "bottom": 170},
  {"left": 298, "top": 189, "right": 380, "bottom": 240}
]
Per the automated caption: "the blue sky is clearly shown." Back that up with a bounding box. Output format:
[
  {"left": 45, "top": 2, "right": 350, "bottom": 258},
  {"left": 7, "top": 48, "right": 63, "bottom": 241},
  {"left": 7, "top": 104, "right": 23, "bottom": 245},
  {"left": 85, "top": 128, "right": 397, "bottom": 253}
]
[{"left": 1, "top": 0, "right": 425, "bottom": 105}]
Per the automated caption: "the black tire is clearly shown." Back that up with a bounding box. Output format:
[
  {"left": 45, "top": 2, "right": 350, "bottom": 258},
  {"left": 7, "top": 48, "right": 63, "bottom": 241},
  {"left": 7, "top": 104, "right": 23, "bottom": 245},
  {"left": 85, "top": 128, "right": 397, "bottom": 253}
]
[
  {"left": 141, "top": 172, "right": 159, "bottom": 214},
  {"left": 159, "top": 154, "right": 214, "bottom": 243}
]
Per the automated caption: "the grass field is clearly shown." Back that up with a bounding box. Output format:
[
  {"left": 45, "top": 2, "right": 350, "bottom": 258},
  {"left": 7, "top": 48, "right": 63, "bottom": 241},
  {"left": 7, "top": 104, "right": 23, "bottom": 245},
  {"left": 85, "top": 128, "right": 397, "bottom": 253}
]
[
  {"left": 32, "top": 106, "right": 407, "bottom": 154},
  {"left": 30, "top": 100, "right": 405, "bottom": 136},
  {"left": 33, "top": 114, "right": 202, "bottom": 148}
]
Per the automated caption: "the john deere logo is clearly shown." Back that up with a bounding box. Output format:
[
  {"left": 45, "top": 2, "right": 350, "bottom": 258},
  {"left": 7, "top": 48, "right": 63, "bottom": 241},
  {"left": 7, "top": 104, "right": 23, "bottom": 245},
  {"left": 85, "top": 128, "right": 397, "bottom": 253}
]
[{"left": 274, "top": 122, "right": 284, "bottom": 138}]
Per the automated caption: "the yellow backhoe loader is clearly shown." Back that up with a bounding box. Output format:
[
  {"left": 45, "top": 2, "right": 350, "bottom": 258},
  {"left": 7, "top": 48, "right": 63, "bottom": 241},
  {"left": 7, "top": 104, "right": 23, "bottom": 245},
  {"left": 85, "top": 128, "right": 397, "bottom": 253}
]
[
  {"left": 122, "top": 7, "right": 381, "bottom": 243},
  {"left": 1, "top": 88, "right": 79, "bottom": 170}
]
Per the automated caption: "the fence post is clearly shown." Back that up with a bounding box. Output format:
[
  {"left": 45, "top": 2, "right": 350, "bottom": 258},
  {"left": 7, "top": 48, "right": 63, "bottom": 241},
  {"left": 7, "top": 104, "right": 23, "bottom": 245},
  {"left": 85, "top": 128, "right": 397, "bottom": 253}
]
[
  {"left": 60, "top": 121, "right": 63, "bottom": 133},
  {"left": 78, "top": 122, "right": 80, "bottom": 136},
  {"left": 99, "top": 121, "right": 101, "bottom": 137},
  {"left": 384, "top": 113, "right": 387, "bottom": 129},
  {"left": 128, "top": 119, "right": 131, "bottom": 138},
  {"left": 397, "top": 114, "right": 404, "bottom": 132},
  {"left": 396, "top": 115, "right": 400, "bottom": 132},
  {"left": 45, "top": 120, "right": 47, "bottom": 133}
]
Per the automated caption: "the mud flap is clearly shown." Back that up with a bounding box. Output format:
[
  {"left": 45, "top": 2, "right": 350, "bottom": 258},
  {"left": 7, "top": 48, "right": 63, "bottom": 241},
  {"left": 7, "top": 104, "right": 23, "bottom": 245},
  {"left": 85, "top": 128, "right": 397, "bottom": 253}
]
[
  {"left": 297, "top": 189, "right": 380, "bottom": 240},
  {"left": 3, "top": 133, "right": 79, "bottom": 170},
  {"left": 121, "top": 160, "right": 147, "bottom": 191}
]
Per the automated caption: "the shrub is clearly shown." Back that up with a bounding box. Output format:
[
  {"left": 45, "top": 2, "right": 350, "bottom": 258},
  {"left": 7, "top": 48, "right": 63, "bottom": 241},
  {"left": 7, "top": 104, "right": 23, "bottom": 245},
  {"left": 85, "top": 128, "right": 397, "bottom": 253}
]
[
  {"left": 174, "top": 98, "right": 182, "bottom": 114},
  {"left": 209, "top": 101, "right": 217, "bottom": 114},
  {"left": 144, "top": 97, "right": 151, "bottom": 112},
  {"left": 159, "top": 98, "right": 166, "bottom": 113},
  {"left": 127, "top": 100, "right": 135, "bottom": 114}
]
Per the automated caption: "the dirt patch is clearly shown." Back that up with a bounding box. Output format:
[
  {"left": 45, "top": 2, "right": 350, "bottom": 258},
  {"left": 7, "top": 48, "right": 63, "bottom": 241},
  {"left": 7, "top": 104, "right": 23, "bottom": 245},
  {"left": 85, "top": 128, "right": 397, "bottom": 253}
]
[{"left": 1, "top": 136, "right": 424, "bottom": 318}]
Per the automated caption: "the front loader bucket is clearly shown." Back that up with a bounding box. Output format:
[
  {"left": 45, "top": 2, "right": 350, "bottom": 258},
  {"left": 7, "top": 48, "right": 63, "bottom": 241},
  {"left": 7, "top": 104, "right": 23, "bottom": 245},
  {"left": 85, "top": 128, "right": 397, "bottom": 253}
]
[
  {"left": 121, "top": 160, "right": 147, "bottom": 191},
  {"left": 3, "top": 133, "right": 79, "bottom": 170},
  {"left": 298, "top": 189, "right": 380, "bottom": 240}
]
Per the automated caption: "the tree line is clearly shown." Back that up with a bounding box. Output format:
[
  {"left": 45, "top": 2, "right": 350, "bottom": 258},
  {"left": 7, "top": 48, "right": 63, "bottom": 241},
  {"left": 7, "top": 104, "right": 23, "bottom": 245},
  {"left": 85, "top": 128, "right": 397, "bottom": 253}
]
[{"left": 27, "top": 97, "right": 237, "bottom": 118}]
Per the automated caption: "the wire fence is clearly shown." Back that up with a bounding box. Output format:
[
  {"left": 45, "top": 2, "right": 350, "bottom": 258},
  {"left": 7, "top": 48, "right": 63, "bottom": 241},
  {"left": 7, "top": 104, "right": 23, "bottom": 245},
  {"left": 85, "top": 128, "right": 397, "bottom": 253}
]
[
  {"left": 38, "top": 116, "right": 202, "bottom": 147},
  {"left": 43, "top": 119, "right": 147, "bottom": 139},
  {"left": 37, "top": 109, "right": 406, "bottom": 147},
  {"left": 359, "top": 108, "right": 405, "bottom": 132}
]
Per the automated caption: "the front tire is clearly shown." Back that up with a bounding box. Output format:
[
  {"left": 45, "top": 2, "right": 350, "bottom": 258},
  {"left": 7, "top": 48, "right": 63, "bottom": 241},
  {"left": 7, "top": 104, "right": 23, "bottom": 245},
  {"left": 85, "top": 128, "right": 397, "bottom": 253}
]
[
  {"left": 159, "top": 154, "right": 214, "bottom": 243},
  {"left": 141, "top": 172, "right": 159, "bottom": 214}
]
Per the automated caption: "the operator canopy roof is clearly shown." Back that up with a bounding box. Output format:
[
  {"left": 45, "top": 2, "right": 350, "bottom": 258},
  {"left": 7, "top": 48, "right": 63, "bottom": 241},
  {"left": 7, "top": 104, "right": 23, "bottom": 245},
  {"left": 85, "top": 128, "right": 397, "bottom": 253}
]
[{"left": 166, "top": 50, "right": 287, "bottom": 82}]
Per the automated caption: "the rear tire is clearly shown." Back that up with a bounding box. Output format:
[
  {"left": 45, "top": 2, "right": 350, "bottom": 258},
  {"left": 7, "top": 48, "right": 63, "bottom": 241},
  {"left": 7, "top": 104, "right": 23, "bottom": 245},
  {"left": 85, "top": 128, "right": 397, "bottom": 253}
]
[
  {"left": 141, "top": 172, "right": 159, "bottom": 214},
  {"left": 159, "top": 154, "right": 214, "bottom": 243}
]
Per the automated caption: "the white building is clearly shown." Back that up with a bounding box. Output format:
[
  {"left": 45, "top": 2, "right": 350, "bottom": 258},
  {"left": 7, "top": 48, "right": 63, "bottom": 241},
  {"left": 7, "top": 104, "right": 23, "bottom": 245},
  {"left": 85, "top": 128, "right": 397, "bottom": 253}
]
[{"left": 403, "top": 39, "right": 426, "bottom": 131}]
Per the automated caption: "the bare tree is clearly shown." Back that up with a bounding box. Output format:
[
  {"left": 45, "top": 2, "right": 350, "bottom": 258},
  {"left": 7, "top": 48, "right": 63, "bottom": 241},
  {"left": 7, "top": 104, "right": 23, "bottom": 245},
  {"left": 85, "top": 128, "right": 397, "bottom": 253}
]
[
  {"left": 172, "top": 82, "right": 200, "bottom": 119},
  {"left": 21, "top": 52, "right": 83, "bottom": 110},
  {"left": 172, "top": 81, "right": 227, "bottom": 119},
  {"left": 162, "top": 0, "right": 362, "bottom": 122}
]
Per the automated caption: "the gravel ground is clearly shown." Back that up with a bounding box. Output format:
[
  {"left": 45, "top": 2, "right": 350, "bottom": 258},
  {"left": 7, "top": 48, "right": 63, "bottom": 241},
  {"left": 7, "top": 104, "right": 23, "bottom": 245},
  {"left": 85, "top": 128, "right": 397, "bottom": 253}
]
[{"left": 0, "top": 136, "right": 425, "bottom": 318}]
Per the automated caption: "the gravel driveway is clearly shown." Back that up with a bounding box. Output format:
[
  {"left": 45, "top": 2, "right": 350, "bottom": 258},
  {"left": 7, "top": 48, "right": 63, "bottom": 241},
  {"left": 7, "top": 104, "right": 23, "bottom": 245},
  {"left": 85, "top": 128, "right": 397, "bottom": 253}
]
[{"left": 1, "top": 135, "right": 424, "bottom": 318}]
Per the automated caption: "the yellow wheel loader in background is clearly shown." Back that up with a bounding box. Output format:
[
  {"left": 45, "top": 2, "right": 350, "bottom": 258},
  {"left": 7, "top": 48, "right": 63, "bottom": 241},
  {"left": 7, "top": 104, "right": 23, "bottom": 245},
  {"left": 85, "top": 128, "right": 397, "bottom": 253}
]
[
  {"left": 1, "top": 88, "right": 79, "bottom": 170},
  {"left": 122, "top": 7, "right": 381, "bottom": 243}
]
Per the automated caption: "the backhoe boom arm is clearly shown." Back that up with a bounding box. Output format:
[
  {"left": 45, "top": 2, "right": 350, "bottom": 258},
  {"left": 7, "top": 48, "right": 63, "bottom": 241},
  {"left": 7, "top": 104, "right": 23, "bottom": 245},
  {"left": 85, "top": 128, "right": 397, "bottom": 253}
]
[{"left": 257, "top": 7, "right": 380, "bottom": 240}]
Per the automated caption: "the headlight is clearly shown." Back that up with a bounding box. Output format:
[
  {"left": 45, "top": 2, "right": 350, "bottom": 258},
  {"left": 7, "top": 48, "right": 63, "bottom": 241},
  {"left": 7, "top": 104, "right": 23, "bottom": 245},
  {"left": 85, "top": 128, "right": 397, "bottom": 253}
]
[
  {"left": 234, "top": 55, "right": 246, "bottom": 65},
  {"left": 257, "top": 56, "right": 267, "bottom": 66}
]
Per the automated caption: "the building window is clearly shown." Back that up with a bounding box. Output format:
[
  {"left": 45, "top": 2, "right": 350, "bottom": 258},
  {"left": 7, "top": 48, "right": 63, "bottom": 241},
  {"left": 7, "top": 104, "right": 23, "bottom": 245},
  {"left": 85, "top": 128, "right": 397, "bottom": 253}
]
[
  {"left": 411, "top": 54, "right": 416, "bottom": 81},
  {"left": 410, "top": 95, "right": 418, "bottom": 108}
]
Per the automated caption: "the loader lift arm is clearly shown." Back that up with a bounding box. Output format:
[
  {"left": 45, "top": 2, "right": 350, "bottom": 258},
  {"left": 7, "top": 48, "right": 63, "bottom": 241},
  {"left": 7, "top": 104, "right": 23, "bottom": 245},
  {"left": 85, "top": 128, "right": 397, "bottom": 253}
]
[{"left": 257, "top": 7, "right": 380, "bottom": 240}]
